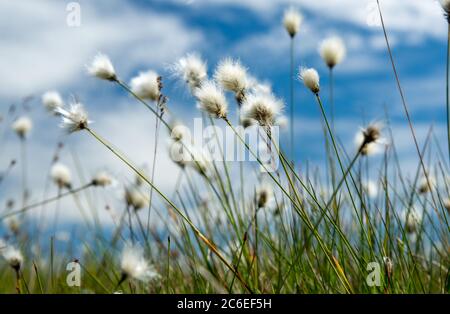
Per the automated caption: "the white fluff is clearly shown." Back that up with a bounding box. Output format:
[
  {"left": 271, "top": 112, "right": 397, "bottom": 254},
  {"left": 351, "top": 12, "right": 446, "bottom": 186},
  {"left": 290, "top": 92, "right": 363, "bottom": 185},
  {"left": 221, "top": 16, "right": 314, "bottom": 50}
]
[
  {"left": 130, "top": 70, "right": 161, "bottom": 101},
  {"left": 120, "top": 244, "right": 159, "bottom": 282},
  {"left": 42, "top": 91, "right": 63, "bottom": 111},
  {"left": 92, "top": 171, "right": 113, "bottom": 187},
  {"left": 54, "top": 102, "right": 91, "bottom": 133},
  {"left": 1, "top": 245, "right": 23, "bottom": 270},
  {"left": 418, "top": 175, "right": 436, "bottom": 194},
  {"left": 214, "top": 58, "right": 248, "bottom": 94},
  {"left": 4, "top": 216, "right": 20, "bottom": 234},
  {"left": 87, "top": 53, "right": 116, "bottom": 81},
  {"left": 125, "top": 187, "right": 148, "bottom": 210},
  {"left": 444, "top": 198, "right": 450, "bottom": 213},
  {"left": 402, "top": 209, "right": 423, "bottom": 234},
  {"left": 319, "top": 36, "right": 346, "bottom": 68},
  {"left": 194, "top": 81, "right": 228, "bottom": 118},
  {"left": 240, "top": 117, "right": 256, "bottom": 129},
  {"left": 354, "top": 123, "right": 384, "bottom": 156},
  {"left": 51, "top": 163, "right": 72, "bottom": 188},
  {"left": 299, "top": 67, "right": 320, "bottom": 94},
  {"left": 354, "top": 136, "right": 381, "bottom": 156},
  {"left": 168, "top": 141, "right": 190, "bottom": 168},
  {"left": 363, "top": 180, "right": 378, "bottom": 199},
  {"left": 12, "top": 116, "right": 32, "bottom": 138},
  {"left": 172, "top": 53, "right": 207, "bottom": 91},
  {"left": 170, "top": 120, "right": 190, "bottom": 142},
  {"left": 241, "top": 92, "right": 284, "bottom": 127},
  {"left": 256, "top": 183, "right": 274, "bottom": 208},
  {"left": 283, "top": 6, "right": 302, "bottom": 37}
]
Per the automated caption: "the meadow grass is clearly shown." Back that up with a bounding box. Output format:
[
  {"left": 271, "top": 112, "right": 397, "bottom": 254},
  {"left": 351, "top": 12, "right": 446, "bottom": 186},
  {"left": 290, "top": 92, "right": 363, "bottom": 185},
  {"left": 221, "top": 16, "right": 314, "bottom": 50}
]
[{"left": 0, "top": 2, "right": 449, "bottom": 294}]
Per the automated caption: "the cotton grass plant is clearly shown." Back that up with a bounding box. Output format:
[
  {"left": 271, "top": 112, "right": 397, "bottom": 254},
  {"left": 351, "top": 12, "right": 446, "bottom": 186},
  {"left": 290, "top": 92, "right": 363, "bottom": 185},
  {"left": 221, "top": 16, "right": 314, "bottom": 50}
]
[
  {"left": 283, "top": 6, "right": 302, "bottom": 161},
  {"left": 0, "top": 3, "right": 449, "bottom": 295}
]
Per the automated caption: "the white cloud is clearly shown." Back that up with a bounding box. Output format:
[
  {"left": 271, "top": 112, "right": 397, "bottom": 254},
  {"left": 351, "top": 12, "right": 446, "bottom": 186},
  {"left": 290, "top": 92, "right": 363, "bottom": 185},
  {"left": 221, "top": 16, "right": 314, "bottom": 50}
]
[
  {"left": 183, "top": 0, "right": 446, "bottom": 40},
  {"left": 0, "top": 0, "right": 203, "bottom": 99}
]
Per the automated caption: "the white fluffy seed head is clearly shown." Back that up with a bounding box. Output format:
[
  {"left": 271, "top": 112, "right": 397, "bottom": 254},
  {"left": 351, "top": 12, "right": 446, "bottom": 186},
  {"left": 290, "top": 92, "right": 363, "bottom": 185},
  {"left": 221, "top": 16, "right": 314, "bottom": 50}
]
[
  {"left": 2, "top": 246, "right": 23, "bottom": 270},
  {"left": 194, "top": 81, "right": 228, "bottom": 118},
  {"left": 354, "top": 136, "right": 380, "bottom": 156},
  {"left": 444, "top": 198, "right": 450, "bottom": 213},
  {"left": 4, "top": 216, "right": 21, "bottom": 235},
  {"left": 170, "top": 120, "right": 190, "bottom": 143},
  {"left": 363, "top": 180, "right": 378, "bottom": 199},
  {"left": 125, "top": 187, "right": 148, "bottom": 210},
  {"left": 42, "top": 91, "right": 63, "bottom": 112},
  {"left": 51, "top": 163, "right": 72, "bottom": 189},
  {"left": 283, "top": 6, "right": 302, "bottom": 37},
  {"left": 92, "top": 171, "right": 113, "bottom": 187},
  {"left": 241, "top": 92, "right": 284, "bottom": 127},
  {"left": 354, "top": 123, "right": 384, "bottom": 156},
  {"left": 87, "top": 53, "right": 116, "bottom": 81},
  {"left": 299, "top": 67, "right": 320, "bottom": 94},
  {"left": 54, "top": 102, "right": 90, "bottom": 133},
  {"left": 120, "top": 244, "right": 159, "bottom": 282},
  {"left": 172, "top": 53, "right": 207, "bottom": 91},
  {"left": 403, "top": 209, "right": 422, "bottom": 234},
  {"left": 256, "top": 183, "right": 274, "bottom": 208},
  {"left": 418, "top": 175, "right": 436, "bottom": 194},
  {"left": 130, "top": 70, "right": 161, "bottom": 101},
  {"left": 12, "top": 116, "right": 32, "bottom": 138},
  {"left": 319, "top": 36, "right": 346, "bottom": 68},
  {"left": 214, "top": 58, "right": 248, "bottom": 95},
  {"left": 240, "top": 117, "right": 256, "bottom": 129},
  {"left": 168, "top": 141, "right": 189, "bottom": 168}
]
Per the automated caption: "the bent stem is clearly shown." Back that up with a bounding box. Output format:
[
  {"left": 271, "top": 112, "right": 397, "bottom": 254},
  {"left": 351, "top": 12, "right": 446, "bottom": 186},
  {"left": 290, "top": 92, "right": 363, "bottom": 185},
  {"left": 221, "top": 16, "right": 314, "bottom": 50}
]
[
  {"left": 0, "top": 183, "right": 93, "bottom": 221},
  {"left": 314, "top": 93, "right": 376, "bottom": 253},
  {"left": 376, "top": 0, "right": 442, "bottom": 217},
  {"left": 224, "top": 117, "right": 355, "bottom": 292},
  {"left": 84, "top": 126, "right": 253, "bottom": 293}
]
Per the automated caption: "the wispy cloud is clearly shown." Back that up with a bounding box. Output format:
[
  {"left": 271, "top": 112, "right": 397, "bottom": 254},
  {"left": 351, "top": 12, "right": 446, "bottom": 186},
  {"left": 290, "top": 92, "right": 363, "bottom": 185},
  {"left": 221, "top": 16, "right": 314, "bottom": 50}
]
[{"left": 0, "top": 0, "right": 203, "bottom": 99}]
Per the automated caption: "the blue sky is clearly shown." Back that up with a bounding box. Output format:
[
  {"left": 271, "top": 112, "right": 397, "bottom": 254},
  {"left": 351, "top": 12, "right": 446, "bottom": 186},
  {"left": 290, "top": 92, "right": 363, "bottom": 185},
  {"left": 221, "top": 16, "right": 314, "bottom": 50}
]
[{"left": 0, "top": 0, "right": 448, "bottom": 225}]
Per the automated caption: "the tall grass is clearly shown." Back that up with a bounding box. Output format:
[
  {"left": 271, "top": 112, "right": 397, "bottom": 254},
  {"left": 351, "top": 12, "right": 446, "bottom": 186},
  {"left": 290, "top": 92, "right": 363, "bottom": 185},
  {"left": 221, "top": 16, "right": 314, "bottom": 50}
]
[{"left": 0, "top": 2, "right": 449, "bottom": 294}]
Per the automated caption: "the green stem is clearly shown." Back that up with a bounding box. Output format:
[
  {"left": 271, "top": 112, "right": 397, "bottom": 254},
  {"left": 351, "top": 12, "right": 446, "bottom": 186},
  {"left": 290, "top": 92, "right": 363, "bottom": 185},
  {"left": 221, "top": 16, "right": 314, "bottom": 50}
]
[
  {"left": 376, "top": 0, "right": 442, "bottom": 217},
  {"left": 20, "top": 138, "right": 27, "bottom": 208},
  {"left": 329, "top": 67, "right": 334, "bottom": 130},
  {"left": 147, "top": 104, "right": 162, "bottom": 239},
  {"left": 0, "top": 183, "right": 93, "bottom": 221},
  {"left": 84, "top": 127, "right": 253, "bottom": 293},
  {"left": 446, "top": 23, "right": 450, "bottom": 166},
  {"left": 290, "top": 37, "right": 295, "bottom": 162}
]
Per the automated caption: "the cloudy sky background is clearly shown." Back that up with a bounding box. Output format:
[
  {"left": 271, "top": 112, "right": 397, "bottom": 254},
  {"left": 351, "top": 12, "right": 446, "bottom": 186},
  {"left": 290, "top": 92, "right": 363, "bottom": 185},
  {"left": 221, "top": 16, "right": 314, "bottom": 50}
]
[{"left": 0, "top": 0, "right": 448, "bottom": 229}]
